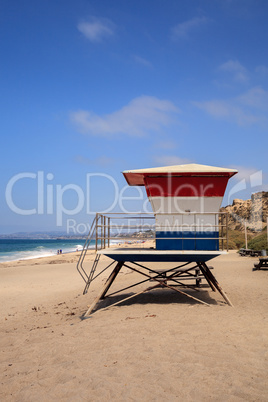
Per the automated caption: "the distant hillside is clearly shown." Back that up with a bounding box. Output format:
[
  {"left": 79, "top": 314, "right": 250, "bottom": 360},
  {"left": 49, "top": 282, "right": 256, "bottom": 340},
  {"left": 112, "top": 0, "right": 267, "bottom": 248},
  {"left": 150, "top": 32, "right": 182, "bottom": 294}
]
[
  {"left": 219, "top": 191, "right": 268, "bottom": 250},
  {"left": 247, "top": 229, "right": 268, "bottom": 251},
  {"left": 220, "top": 191, "right": 268, "bottom": 232}
]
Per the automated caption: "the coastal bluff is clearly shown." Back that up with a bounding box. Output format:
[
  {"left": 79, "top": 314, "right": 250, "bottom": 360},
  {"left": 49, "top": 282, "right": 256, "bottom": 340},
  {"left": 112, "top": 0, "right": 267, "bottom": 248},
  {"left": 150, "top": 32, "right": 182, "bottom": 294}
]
[{"left": 220, "top": 191, "right": 268, "bottom": 232}]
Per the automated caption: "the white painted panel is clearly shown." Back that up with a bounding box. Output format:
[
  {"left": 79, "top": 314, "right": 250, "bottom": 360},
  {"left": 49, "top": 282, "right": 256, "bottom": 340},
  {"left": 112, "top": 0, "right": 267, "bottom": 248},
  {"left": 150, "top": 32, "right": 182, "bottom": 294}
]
[
  {"left": 149, "top": 196, "right": 223, "bottom": 214},
  {"left": 155, "top": 213, "right": 218, "bottom": 232}
]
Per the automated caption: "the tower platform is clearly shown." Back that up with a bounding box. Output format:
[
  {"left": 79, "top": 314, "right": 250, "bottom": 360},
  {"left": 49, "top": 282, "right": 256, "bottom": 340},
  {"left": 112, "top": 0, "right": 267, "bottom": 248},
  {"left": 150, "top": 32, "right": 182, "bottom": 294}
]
[
  {"left": 98, "top": 247, "right": 226, "bottom": 262},
  {"left": 82, "top": 247, "right": 232, "bottom": 317}
]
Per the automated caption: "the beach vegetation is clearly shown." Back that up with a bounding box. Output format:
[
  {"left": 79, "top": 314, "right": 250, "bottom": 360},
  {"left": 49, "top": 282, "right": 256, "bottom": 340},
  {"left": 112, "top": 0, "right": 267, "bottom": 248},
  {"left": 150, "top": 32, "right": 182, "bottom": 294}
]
[{"left": 247, "top": 227, "right": 268, "bottom": 252}]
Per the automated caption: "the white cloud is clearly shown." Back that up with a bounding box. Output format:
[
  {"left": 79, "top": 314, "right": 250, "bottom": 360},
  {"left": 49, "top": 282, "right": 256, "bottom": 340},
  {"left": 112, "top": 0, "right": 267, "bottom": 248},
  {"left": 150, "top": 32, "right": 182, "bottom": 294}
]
[
  {"left": 194, "top": 100, "right": 258, "bottom": 125},
  {"left": 77, "top": 17, "right": 115, "bottom": 43},
  {"left": 219, "top": 59, "right": 249, "bottom": 83},
  {"left": 193, "top": 86, "right": 268, "bottom": 126},
  {"left": 171, "top": 16, "right": 209, "bottom": 40},
  {"left": 229, "top": 165, "right": 261, "bottom": 182},
  {"left": 237, "top": 86, "right": 268, "bottom": 111},
  {"left": 153, "top": 155, "right": 193, "bottom": 166},
  {"left": 255, "top": 65, "right": 268, "bottom": 77},
  {"left": 194, "top": 100, "right": 230, "bottom": 118},
  {"left": 70, "top": 96, "right": 180, "bottom": 137},
  {"left": 132, "top": 55, "right": 152, "bottom": 68},
  {"left": 227, "top": 165, "right": 268, "bottom": 193}
]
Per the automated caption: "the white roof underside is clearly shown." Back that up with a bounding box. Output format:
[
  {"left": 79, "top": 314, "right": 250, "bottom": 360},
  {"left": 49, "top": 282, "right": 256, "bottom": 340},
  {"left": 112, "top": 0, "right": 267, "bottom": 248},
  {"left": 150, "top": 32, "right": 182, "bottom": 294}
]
[{"left": 123, "top": 163, "right": 238, "bottom": 174}]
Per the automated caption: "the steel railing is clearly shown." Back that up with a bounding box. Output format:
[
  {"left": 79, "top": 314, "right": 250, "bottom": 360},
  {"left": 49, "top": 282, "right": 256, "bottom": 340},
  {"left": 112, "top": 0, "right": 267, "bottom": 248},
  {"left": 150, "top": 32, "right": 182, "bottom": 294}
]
[
  {"left": 76, "top": 212, "right": 229, "bottom": 289},
  {"left": 94, "top": 212, "right": 229, "bottom": 251}
]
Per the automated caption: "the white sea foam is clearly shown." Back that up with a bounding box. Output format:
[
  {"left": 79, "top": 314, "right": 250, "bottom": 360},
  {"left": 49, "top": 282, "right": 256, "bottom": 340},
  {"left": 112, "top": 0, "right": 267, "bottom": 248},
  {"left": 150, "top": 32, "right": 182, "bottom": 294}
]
[
  {"left": 0, "top": 239, "right": 120, "bottom": 264},
  {"left": 0, "top": 243, "right": 85, "bottom": 263},
  {"left": 0, "top": 249, "right": 56, "bottom": 263}
]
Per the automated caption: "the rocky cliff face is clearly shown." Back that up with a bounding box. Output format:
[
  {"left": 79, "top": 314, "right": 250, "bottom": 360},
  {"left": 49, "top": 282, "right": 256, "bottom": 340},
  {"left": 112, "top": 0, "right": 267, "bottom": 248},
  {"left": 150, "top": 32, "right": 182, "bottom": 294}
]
[{"left": 220, "top": 191, "right": 268, "bottom": 232}]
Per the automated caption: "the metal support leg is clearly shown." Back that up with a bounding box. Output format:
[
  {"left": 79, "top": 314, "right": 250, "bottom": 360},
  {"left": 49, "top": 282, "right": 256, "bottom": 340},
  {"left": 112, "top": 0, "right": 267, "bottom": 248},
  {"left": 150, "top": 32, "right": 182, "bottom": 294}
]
[
  {"left": 84, "top": 261, "right": 124, "bottom": 316},
  {"left": 199, "top": 262, "right": 233, "bottom": 307},
  {"left": 83, "top": 253, "right": 101, "bottom": 295},
  {"left": 197, "top": 262, "right": 217, "bottom": 292}
]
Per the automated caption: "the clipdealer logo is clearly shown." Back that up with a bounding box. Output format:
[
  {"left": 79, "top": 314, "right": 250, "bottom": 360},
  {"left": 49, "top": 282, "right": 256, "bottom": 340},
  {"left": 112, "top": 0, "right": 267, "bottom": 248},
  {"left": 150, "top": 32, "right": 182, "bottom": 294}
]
[
  {"left": 5, "top": 169, "right": 265, "bottom": 234},
  {"left": 4, "top": 172, "right": 149, "bottom": 229}
]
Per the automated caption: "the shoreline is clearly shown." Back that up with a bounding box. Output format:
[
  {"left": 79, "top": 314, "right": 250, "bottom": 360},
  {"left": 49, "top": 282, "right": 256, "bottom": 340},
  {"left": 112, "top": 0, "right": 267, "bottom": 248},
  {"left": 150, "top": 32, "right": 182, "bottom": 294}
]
[
  {"left": 0, "top": 239, "right": 148, "bottom": 265},
  {"left": 0, "top": 240, "right": 154, "bottom": 268},
  {"left": 0, "top": 250, "right": 88, "bottom": 269},
  {"left": 0, "top": 249, "right": 84, "bottom": 265}
]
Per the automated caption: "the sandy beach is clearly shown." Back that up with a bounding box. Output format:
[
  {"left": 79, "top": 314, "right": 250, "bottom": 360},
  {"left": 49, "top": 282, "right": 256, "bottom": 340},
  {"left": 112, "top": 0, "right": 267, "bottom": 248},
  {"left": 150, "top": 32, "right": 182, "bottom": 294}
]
[{"left": 1, "top": 249, "right": 268, "bottom": 401}]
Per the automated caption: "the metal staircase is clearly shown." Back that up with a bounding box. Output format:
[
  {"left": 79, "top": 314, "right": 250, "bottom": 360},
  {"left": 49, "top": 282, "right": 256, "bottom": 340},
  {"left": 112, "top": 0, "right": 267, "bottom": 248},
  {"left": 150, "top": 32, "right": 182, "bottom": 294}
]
[
  {"left": 76, "top": 217, "right": 102, "bottom": 294},
  {"left": 76, "top": 216, "right": 116, "bottom": 294}
]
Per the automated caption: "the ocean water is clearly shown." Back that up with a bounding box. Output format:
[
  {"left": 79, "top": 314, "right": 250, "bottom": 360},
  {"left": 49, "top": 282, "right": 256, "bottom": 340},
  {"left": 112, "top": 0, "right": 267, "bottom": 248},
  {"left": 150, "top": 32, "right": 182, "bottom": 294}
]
[
  {"left": 0, "top": 238, "right": 122, "bottom": 263},
  {"left": 0, "top": 238, "right": 90, "bottom": 263}
]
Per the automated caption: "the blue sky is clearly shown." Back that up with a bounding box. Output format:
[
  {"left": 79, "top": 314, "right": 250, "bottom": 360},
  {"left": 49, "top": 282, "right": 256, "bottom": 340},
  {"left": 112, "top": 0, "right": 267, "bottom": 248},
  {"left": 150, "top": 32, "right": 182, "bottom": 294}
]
[{"left": 1, "top": 0, "right": 267, "bottom": 234}]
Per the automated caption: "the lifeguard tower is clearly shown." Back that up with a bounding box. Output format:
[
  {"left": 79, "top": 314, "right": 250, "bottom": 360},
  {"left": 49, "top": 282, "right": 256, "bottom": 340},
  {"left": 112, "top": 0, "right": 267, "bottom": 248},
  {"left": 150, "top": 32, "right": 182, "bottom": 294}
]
[{"left": 77, "top": 163, "right": 237, "bottom": 316}]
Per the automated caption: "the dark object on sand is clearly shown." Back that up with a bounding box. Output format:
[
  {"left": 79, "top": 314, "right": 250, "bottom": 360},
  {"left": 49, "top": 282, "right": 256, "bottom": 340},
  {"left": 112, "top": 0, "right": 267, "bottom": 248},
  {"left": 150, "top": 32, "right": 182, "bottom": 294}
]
[{"left": 253, "top": 251, "right": 268, "bottom": 270}]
